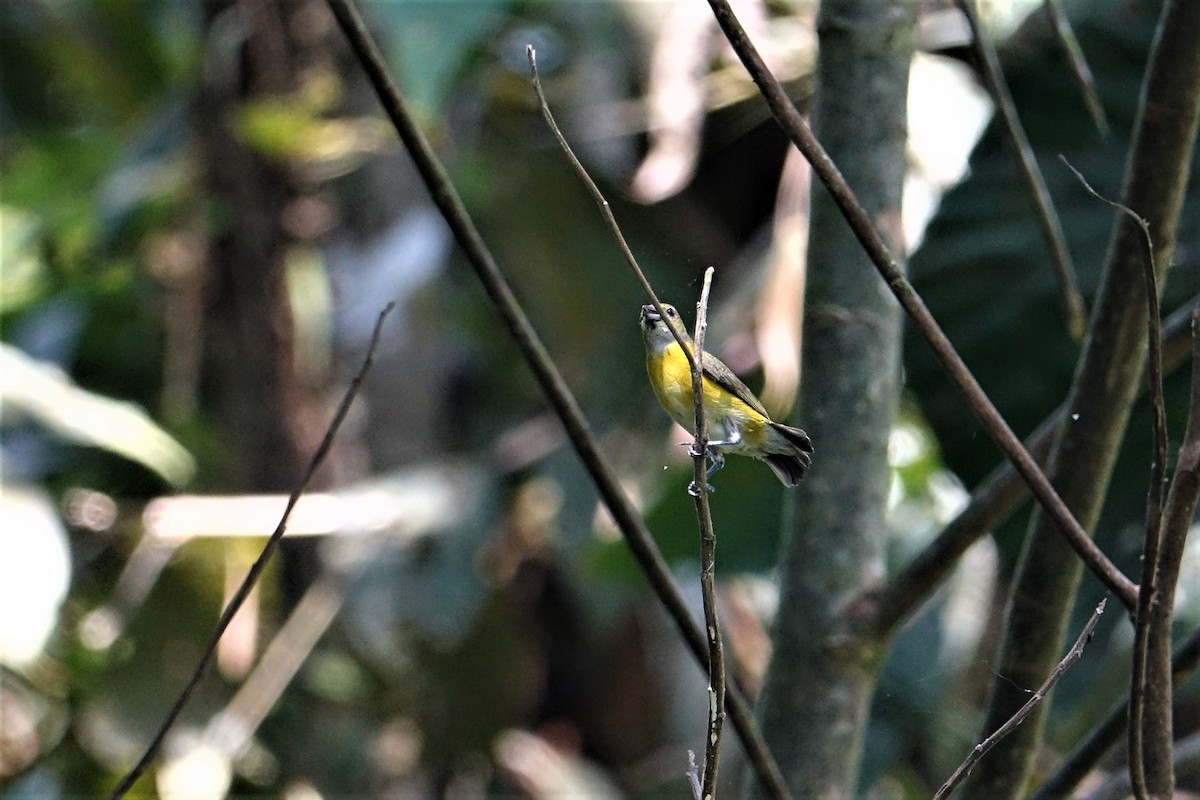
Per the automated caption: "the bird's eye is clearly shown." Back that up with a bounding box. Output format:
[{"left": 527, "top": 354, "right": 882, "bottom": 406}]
[{"left": 666, "top": 307, "right": 677, "bottom": 317}]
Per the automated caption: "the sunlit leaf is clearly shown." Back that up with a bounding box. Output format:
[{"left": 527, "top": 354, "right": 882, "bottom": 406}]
[{"left": 0, "top": 343, "right": 195, "bottom": 487}]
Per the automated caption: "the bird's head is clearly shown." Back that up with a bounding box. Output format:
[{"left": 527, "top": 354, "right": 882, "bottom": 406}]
[{"left": 640, "top": 303, "right": 690, "bottom": 353}]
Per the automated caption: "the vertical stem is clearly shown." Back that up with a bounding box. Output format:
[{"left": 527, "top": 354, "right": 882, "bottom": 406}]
[
  {"left": 739, "top": 0, "right": 913, "bottom": 795},
  {"left": 692, "top": 269, "right": 726, "bottom": 799}
]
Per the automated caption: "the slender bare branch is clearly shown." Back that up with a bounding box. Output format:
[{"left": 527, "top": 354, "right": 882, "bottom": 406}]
[
  {"left": 956, "top": 0, "right": 1086, "bottom": 339},
  {"left": 1043, "top": 0, "right": 1110, "bottom": 136},
  {"left": 934, "top": 599, "right": 1106, "bottom": 800},
  {"left": 525, "top": 47, "right": 697, "bottom": 375},
  {"left": 323, "top": 4, "right": 791, "bottom": 797},
  {"left": 691, "top": 268, "right": 726, "bottom": 799},
  {"left": 1029, "top": 621, "right": 1200, "bottom": 800},
  {"left": 704, "top": 0, "right": 1137, "bottom": 611},
  {"left": 106, "top": 302, "right": 395, "bottom": 800}
]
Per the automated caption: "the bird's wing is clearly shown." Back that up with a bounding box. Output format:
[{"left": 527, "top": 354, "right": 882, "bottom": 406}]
[{"left": 700, "top": 351, "right": 770, "bottom": 417}]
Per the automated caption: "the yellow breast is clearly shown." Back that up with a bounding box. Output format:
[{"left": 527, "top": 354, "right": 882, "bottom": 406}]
[{"left": 646, "top": 343, "right": 770, "bottom": 450}]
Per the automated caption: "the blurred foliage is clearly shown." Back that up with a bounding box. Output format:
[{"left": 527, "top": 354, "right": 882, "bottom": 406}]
[
  {"left": 907, "top": 0, "right": 1200, "bottom": 572},
  {"left": 2, "top": 0, "right": 1197, "bottom": 798}
]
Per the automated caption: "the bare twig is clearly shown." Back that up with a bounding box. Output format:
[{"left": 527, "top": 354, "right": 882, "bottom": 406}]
[
  {"left": 704, "top": 0, "right": 1137, "bottom": 611},
  {"left": 1029, "top": 621, "right": 1200, "bottom": 800},
  {"left": 692, "top": 268, "right": 726, "bottom": 799},
  {"left": 956, "top": 0, "right": 1086, "bottom": 339},
  {"left": 324, "top": 4, "right": 790, "bottom": 797},
  {"left": 933, "top": 599, "right": 1107, "bottom": 800},
  {"left": 106, "top": 302, "right": 395, "bottom": 800},
  {"left": 1043, "top": 0, "right": 1110, "bottom": 136},
  {"left": 525, "top": 47, "right": 697, "bottom": 374},
  {"left": 1060, "top": 156, "right": 1163, "bottom": 800}
]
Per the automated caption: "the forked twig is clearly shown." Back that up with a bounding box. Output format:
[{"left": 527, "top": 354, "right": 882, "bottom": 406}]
[
  {"left": 106, "top": 302, "right": 395, "bottom": 800},
  {"left": 933, "top": 599, "right": 1106, "bottom": 800}
]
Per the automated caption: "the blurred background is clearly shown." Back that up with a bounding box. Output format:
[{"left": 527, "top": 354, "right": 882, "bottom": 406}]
[{"left": 2, "top": 0, "right": 1199, "bottom": 797}]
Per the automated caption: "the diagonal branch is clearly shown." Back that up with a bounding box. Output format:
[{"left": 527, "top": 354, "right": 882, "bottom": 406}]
[
  {"left": 855, "top": 295, "right": 1199, "bottom": 640},
  {"left": 956, "top": 0, "right": 1086, "bottom": 339},
  {"left": 934, "top": 599, "right": 1106, "bottom": 800},
  {"left": 1042, "top": 0, "right": 1109, "bottom": 136},
  {"left": 106, "top": 302, "right": 395, "bottom": 800},
  {"left": 704, "top": 0, "right": 1137, "bottom": 611},
  {"left": 525, "top": 48, "right": 697, "bottom": 376},
  {"left": 1029, "top": 620, "right": 1200, "bottom": 800}
]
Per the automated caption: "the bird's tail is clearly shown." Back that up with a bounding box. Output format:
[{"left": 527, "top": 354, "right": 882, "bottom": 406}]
[{"left": 763, "top": 422, "right": 815, "bottom": 487}]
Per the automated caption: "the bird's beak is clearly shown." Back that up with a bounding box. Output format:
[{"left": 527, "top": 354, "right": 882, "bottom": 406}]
[{"left": 640, "top": 305, "right": 661, "bottom": 328}]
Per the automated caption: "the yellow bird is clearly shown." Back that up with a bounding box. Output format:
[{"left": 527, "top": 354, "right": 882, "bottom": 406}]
[{"left": 640, "top": 303, "right": 813, "bottom": 488}]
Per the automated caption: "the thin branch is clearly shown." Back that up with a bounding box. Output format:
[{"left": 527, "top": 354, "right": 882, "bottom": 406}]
[
  {"left": 956, "top": 0, "right": 1086, "bottom": 340},
  {"left": 1029, "top": 621, "right": 1200, "bottom": 800},
  {"left": 692, "top": 268, "right": 726, "bottom": 799},
  {"left": 705, "top": 0, "right": 1138, "bottom": 611},
  {"left": 1137, "top": 310, "right": 1200, "bottom": 798},
  {"left": 933, "top": 599, "right": 1107, "bottom": 800},
  {"left": 525, "top": 46, "right": 697, "bottom": 375},
  {"left": 1060, "top": 155, "right": 1164, "bottom": 800},
  {"left": 105, "top": 302, "right": 395, "bottom": 800},
  {"left": 323, "top": 4, "right": 791, "bottom": 797},
  {"left": 1043, "top": 0, "right": 1110, "bottom": 136}
]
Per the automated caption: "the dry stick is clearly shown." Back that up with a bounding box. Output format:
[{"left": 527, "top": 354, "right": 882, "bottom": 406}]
[
  {"left": 1029, "top": 621, "right": 1200, "bottom": 800},
  {"left": 933, "top": 599, "right": 1107, "bottom": 800},
  {"left": 1059, "top": 156, "right": 1164, "bottom": 800},
  {"left": 1043, "top": 0, "right": 1110, "bottom": 136},
  {"left": 692, "top": 269, "right": 726, "bottom": 800},
  {"left": 704, "top": 0, "right": 1138, "bottom": 612},
  {"left": 322, "top": 4, "right": 791, "bottom": 798},
  {"left": 860, "top": 295, "right": 1200, "bottom": 640},
  {"left": 956, "top": 0, "right": 1086, "bottom": 340},
  {"left": 529, "top": 47, "right": 729, "bottom": 796},
  {"left": 105, "top": 302, "right": 395, "bottom": 800},
  {"left": 1138, "top": 311, "right": 1200, "bottom": 799}
]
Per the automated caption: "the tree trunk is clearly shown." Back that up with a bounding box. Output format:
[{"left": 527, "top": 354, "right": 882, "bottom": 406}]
[{"left": 749, "top": 0, "right": 914, "bottom": 796}]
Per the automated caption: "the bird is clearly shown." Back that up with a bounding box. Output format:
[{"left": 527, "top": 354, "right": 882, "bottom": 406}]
[{"left": 639, "top": 303, "right": 813, "bottom": 489}]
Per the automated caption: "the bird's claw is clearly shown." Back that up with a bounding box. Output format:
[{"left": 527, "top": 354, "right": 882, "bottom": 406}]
[
  {"left": 685, "top": 443, "right": 722, "bottom": 460},
  {"left": 688, "top": 480, "right": 716, "bottom": 497},
  {"left": 681, "top": 444, "right": 725, "bottom": 496}
]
